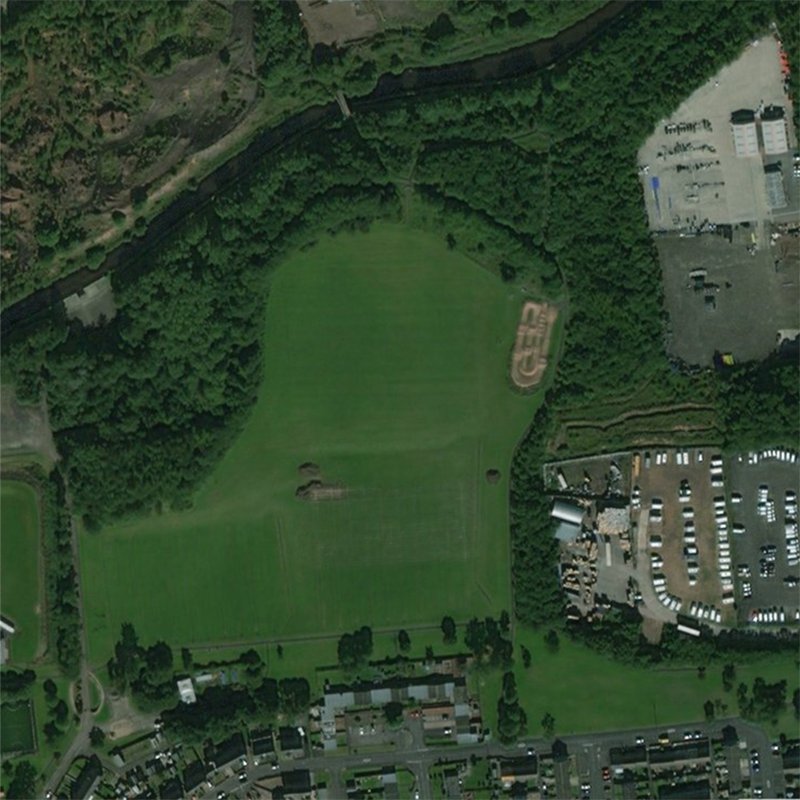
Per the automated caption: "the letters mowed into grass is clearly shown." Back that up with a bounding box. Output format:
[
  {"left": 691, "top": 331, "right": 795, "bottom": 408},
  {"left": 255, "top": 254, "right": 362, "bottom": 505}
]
[{"left": 81, "top": 224, "right": 546, "bottom": 663}]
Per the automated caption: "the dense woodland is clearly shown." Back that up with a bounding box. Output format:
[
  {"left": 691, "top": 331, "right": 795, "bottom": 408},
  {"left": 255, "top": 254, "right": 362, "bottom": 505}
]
[
  {"left": 3, "top": 0, "right": 799, "bottom": 638},
  {"left": 0, "top": 0, "right": 603, "bottom": 301},
  {"left": 105, "top": 625, "right": 311, "bottom": 740}
]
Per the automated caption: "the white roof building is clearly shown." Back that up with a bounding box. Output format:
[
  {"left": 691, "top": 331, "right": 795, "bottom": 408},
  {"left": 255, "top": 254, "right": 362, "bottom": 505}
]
[
  {"left": 177, "top": 678, "right": 197, "bottom": 704},
  {"left": 0, "top": 617, "right": 16, "bottom": 635},
  {"left": 761, "top": 106, "right": 788, "bottom": 155},
  {"left": 730, "top": 110, "right": 758, "bottom": 157},
  {"left": 551, "top": 500, "right": 584, "bottom": 527}
]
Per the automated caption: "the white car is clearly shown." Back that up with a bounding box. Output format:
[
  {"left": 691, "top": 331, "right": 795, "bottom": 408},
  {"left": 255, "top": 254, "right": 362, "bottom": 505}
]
[
  {"left": 731, "top": 492, "right": 742, "bottom": 504},
  {"left": 682, "top": 507, "right": 694, "bottom": 520}
]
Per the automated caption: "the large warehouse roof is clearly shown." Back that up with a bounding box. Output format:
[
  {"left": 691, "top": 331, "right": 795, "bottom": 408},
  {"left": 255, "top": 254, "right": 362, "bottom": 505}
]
[
  {"left": 551, "top": 500, "right": 584, "bottom": 527},
  {"left": 761, "top": 106, "right": 788, "bottom": 154},
  {"left": 730, "top": 109, "right": 758, "bottom": 157},
  {"left": 764, "top": 164, "right": 787, "bottom": 209}
]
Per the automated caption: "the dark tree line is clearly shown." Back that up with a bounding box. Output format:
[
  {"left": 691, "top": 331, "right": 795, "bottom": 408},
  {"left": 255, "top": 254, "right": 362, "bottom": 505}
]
[
  {"left": 737, "top": 677, "right": 789, "bottom": 723},
  {"left": 0, "top": 669, "right": 36, "bottom": 694},
  {"left": 464, "top": 615, "right": 513, "bottom": 669},
  {"left": 40, "top": 468, "right": 82, "bottom": 675},
  {"left": 337, "top": 626, "right": 374, "bottom": 670},
  {"left": 568, "top": 605, "right": 799, "bottom": 666},
  {"left": 497, "top": 671, "right": 527, "bottom": 743}
]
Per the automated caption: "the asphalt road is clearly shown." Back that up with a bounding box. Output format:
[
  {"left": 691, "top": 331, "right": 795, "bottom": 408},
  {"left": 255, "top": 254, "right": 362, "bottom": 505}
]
[{"left": 207, "top": 716, "right": 781, "bottom": 800}]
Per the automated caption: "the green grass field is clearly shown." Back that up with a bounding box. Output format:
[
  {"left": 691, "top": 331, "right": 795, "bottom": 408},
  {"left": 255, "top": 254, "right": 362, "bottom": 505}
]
[
  {"left": 477, "top": 628, "right": 800, "bottom": 739},
  {"left": 0, "top": 700, "right": 36, "bottom": 755},
  {"left": 81, "top": 223, "right": 547, "bottom": 664},
  {"left": 0, "top": 480, "right": 41, "bottom": 662}
]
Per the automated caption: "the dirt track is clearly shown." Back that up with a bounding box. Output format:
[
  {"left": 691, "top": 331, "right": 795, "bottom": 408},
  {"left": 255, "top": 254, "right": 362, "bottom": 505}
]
[{"left": 510, "top": 300, "right": 557, "bottom": 389}]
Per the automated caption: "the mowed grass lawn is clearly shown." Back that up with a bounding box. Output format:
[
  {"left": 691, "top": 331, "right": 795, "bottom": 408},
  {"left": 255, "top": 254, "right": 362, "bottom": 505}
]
[
  {"left": 477, "top": 629, "right": 800, "bottom": 739},
  {"left": 1, "top": 480, "right": 41, "bottom": 662},
  {"left": 81, "top": 224, "right": 546, "bottom": 664}
]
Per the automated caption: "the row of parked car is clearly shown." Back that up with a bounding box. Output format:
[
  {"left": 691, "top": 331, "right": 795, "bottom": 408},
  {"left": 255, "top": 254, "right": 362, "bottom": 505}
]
[
  {"left": 681, "top": 500, "right": 699, "bottom": 586},
  {"left": 713, "top": 494, "right": 735, "bottom": 603},
  {"left": 688, "top": 601, "right": 722, "bottom": 623},
  {"left": 756, "top": 484, "right": 777, "bottom": 523},
  {"left": 643, "top": 448, "right": 700, "bottom": 468},
  {"left": 747, "top": 606, "right": 800, "bottom": 624},
  {"left": 786, "top": 490, "right": 798, "bottom": 567},
  {"left": 652, "top": 575, "right": 682, "bottom": 613},
  {"left": 709, "top": 454, "right": 724, "bottom": 488},
  {"left": 746, "top": 448, "right": 798, "bottom": 465}
]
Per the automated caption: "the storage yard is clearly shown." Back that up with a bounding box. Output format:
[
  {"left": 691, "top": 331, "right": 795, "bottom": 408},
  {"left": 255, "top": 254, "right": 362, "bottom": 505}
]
[
  {"left": 638, "top": 33, "right": 796, "bottom": 232},
  {"left": 638, "top": 32, "right": 800, "bottom": 366},
  {"left": 546, "top": 446, "right": 800, "bottom": 636}
]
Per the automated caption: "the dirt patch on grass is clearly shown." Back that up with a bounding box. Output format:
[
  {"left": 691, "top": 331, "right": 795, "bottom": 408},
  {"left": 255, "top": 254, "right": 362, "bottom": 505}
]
[
  {"left": 295, "top": 479, "right": 347, "bottom": 501},
  {"left": 105, "top": 693, "right": 155, "bottom": 740},
  {"left": 510, "top": 301, "right": 558, "bottom": 389},
  {"left": 298, "top": 461, "right": 321, "bottom": 477},
  {"left": 485, "top": 468, "right": 501, "bottom": 484},
  {"left": 297, "top": 0, "right": 380, "bottom": 47},
  {"left": 0, "top": 387, "right": 58, "bottom": 465}
]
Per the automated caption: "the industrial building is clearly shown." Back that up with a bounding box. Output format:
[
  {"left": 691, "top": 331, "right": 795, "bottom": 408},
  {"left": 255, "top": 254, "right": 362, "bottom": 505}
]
[
  {"left": 551, "top": 500, "right": 584, "bottom": 542},
  {"left": 551, "top": 500, "right": 584, "bottom": 527},
  {"left": 730, "top": 109, "right": 759, "bottom": 157},
  {"left": 764, "top": 163, "right": 788, "bottom": 209},
  {"left": 761, "top": 105, "right": 789, "bottom": 154}
]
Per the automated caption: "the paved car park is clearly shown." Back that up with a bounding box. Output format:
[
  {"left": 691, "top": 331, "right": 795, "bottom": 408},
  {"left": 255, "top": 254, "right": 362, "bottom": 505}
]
[
  {"left": 634, "top": 447, "right": 731, "bottom": 624},
  {"left": 657, "top": 232, "right": 800, "bottom": 365},
  {"left": 726, "top": 449, "right": 800, "bottom": 625}
]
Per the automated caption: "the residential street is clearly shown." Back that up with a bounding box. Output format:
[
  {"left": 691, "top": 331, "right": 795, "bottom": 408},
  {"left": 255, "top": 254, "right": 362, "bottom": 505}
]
[{"left": 206, "top": 716, "right": 782, "bottom": 799}]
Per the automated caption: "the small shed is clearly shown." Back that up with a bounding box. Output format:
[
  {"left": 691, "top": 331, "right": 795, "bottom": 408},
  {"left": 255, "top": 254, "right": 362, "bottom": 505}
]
[{"left": 176, "top": 678, "right": 196, "bottom": 704}]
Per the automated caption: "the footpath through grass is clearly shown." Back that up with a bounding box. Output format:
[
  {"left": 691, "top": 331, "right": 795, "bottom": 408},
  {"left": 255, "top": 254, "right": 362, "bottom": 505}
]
[
  {"left": 0, "top": 480, "right": 41, "bottom": 662},
  {"left": 477, "top": 629, "right": 800, "bottom": 739},
  {"left": 81, "top": 223, "right": 546, "bottom": 664}
]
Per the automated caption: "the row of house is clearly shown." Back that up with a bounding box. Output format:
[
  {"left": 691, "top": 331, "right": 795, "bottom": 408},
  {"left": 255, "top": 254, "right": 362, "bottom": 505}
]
[{"left": 319, "top": 674, "right": 482, "bottom": 751}]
